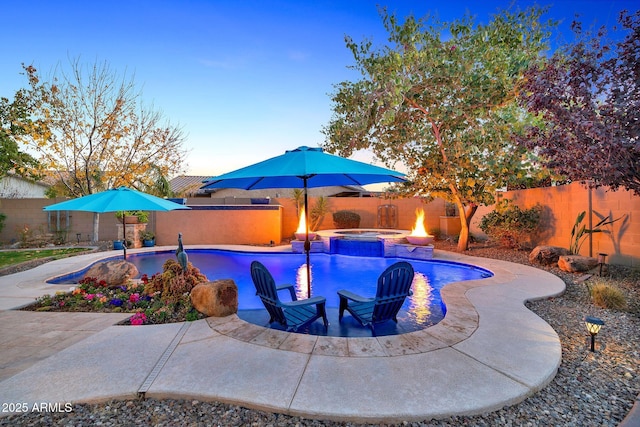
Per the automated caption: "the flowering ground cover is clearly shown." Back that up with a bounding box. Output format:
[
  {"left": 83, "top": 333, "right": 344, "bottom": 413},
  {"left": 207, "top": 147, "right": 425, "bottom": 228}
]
[{"left": 23, "top": 259, "right": 208, "bottom": 325}]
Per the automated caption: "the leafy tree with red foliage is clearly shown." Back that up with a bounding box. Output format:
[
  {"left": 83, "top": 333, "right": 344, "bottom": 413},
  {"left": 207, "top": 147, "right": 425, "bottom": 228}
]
[{"left": 517, "top": 10, "right": 640, "bottom": 195}]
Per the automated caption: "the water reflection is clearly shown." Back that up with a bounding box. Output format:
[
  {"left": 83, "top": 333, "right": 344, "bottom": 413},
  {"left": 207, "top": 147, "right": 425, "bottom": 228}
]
[
  {"left": 295, "top": 264, "right": 312, "bottom": 300},
  {"left": 408, "top": 272, "right": 433, "bottom": 325}
]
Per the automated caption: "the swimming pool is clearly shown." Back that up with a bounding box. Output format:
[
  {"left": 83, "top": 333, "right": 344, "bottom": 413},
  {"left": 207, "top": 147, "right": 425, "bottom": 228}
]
[{"left": 49, "top": 249, "right": 493, "bottom": 335}]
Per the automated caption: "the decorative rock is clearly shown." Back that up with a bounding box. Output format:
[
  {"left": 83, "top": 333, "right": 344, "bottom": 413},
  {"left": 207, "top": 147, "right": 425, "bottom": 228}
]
[
  {"left": 529, "top": 245, "right": 570, "bottom": 265},
  {"left": 190, "top": 279, "right": 238, "bottom": 317},
  {"left": 558, "top": 255, "right": 599, "bottom": 273},
  {"left": 84, "top": 260, "right": 139, "bottom": 286}
]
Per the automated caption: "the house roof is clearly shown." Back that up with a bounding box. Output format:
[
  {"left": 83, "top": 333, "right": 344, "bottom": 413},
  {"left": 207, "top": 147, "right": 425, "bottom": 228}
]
[
  {"left": 3, "top": 172, "right": 51, "bottom": 188},
  {"left": 169, "top": 175, "right": 210, "bottom": 196},
  {"left": 169, "top": 175, "right": 372, "bottom": 198}
]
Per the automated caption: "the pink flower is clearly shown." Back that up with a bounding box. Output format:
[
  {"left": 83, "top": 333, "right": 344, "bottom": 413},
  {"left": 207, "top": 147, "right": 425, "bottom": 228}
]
[
  {"left": 84, "top": 294, "right": 95, "bottom": 301},
  {"left": 130, "top": 312, "right": 146, "bottom": 326},
  {"left": 129, "top": 293, "right": 140, "bottom": 303}
]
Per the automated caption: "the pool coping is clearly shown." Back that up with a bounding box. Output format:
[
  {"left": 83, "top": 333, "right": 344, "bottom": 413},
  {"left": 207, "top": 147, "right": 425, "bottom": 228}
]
[{"left": 0, "top": 245, "right": 566, "bottom": 422}]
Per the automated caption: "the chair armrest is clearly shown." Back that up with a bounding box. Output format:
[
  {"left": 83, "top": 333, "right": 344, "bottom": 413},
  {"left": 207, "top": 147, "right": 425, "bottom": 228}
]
[
  {"left": 283, "top": 296, "right": 326, "bottom": 308},
  {"left": 337, "top": 289, "right": 373, "bottom": 303},
  {"left": 276, "top": 283, "right": 297, "bottom": 301}
]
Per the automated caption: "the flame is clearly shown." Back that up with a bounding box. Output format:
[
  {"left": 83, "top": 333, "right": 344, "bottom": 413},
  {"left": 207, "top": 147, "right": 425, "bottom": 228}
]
[
  {"left": 296, "top": 206, "right": 308, "bottom": 234},
  {"left": 410, "top": 208, "right": 429, "bottom": 237}
]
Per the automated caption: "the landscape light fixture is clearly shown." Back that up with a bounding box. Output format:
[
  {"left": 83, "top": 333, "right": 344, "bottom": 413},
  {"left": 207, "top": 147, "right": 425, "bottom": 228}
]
[
  {"left": 585, "top": 316, "right": 604, "bottom": 352},
  {"left": 597, "top": 253, "right": 608, "bottom": 276},
  {"left": 76, "top": 233, "right": 81, "bottom": 244}
]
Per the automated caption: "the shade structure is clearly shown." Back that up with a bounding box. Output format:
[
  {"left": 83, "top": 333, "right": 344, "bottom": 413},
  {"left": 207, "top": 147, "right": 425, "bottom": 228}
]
[
  {"left": 43, "top": 187, "right": 190, "bottom": 257},
  {"left": 201, "top": 146, "right": 406, "bottom": 297}
]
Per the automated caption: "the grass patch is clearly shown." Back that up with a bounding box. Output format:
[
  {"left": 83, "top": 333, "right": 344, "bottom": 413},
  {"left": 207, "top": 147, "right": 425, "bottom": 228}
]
[{"left": 0, "top": 248, "right": 89, "bottom": 269}]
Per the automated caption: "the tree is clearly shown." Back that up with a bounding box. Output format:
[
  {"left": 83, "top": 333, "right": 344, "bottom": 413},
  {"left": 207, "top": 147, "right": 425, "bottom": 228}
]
[
  {"left": 323, "top": 7, "right": 554, "bottom": 250},
  {"left": 0, "top": 92, "right": 40, "bottom": 179},
  {"left": 516, "top": 10, "right": 640, "bottom": 195},
  {"left": 9, "top": 59, "right": 187, "bottom": 241},
  {"left": 13, "top": 59, "right": 187, "bottom": 197}
]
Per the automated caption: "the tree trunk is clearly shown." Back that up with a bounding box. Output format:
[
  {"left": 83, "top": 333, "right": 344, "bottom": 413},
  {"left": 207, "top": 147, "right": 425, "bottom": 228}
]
[{"left": 456, "top": 202, "right": 478, "bottom": 251}]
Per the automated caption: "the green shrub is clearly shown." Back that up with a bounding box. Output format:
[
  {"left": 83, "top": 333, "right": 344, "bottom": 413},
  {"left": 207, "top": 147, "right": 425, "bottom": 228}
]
[
  {"left": 479, "top": 203, "right": 542, "bottom": 250},
  {"left": 115, "top": 211, "right": 149, "bottom": 223},
  {"left": 589, "top": 280, "right": 627, "bottom": 310},
  {"left": 0, "top": 213, "right": 6, "bottom": 234},
  {"left": 332, "top": 210, "right": 361, "bottom": 229},
  {"left": 140, "top": 230, "right": 155, "bottom": 241}
]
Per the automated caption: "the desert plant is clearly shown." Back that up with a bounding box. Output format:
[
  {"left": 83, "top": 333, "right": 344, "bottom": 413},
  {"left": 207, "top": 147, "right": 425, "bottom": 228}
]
[
  {"left": 143, "top": 259, "right": 208, "bottom": 303},
  {"left": 479, "top": 203, "right": 542, "bottom": 249},
  {"left": 310, "top": 196, "right": 330, "bottom": 230},
  {"left": 589, "top": 278, "right": 627, "bottom": 310},
  {"left": 569, "top": 211, "right": 620, "bottom": 254},
  {"left": 140, "top": 230, "right": 155, "bottom": 241},
  {"left": 16, "top": 224, "right": 32, "bottom": 245},
  {"left": 291, "top": 189, "right": 304, "bottom": 216},
  {"left": 333, "top": 210, "right": 361, "bottom": 229}
]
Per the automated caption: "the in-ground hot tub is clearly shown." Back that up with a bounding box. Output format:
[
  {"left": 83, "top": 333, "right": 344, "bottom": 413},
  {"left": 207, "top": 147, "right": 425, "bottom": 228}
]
[
  {"left": 329, "top": 230, "right": 399, "bottom": 256},
  {"left": 305, "top": 229, "right": 410, "bottom": 257}
]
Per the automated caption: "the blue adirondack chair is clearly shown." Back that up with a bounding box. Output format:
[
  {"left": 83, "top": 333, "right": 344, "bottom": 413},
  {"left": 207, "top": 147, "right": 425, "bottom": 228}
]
[
  {"left": 337, "top": 261, "right": 415, "bottom": 334},
  {"left": 250, "top": 261, "right": 328, "bottom": 332}
]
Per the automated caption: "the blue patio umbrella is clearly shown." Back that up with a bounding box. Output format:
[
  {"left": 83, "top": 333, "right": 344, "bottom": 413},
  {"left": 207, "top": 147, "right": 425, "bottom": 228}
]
[
  {"left": 200, "top": 146, "right": 406, "bottom": 297},
  {"left": 43, "top": 186, "right": 190, "bottom": 258}
]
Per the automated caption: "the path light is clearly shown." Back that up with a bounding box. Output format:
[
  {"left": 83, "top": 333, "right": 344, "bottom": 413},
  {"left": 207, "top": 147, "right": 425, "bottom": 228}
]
[
  {"left": 585, "top": 316, "right": 604, "bottom": 352},
  {"left": 76, "top": 233, "right": 81, "bottom": 244},
  {"left": 597, "top": 253, "right": 608, "bottom": 276}
]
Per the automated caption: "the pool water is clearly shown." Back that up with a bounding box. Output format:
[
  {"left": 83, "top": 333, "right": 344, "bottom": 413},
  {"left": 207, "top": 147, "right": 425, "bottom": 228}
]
[{"left": 49, "top": 249, "right": 493, "bottom": 336}]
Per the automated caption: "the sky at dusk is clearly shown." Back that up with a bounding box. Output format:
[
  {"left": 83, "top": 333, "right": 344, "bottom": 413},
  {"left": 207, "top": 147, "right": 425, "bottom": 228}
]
[{"left": 1, "top": 0, "right": 637, "bottom": 180}]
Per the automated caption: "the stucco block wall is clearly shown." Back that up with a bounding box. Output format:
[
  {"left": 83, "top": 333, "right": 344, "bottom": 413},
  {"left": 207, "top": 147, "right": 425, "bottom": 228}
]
[
  {"left": 496, "top": 183, "right": 640, "bottom": 267},
  {"left": 0, "top": 198, "right": 152, "bottom": 244},
  {"left": 2, "top": 183, "right": 639, "bottom": 266},
  {"left": 154, "top": 207, "right": 283, "bottom": 246}
]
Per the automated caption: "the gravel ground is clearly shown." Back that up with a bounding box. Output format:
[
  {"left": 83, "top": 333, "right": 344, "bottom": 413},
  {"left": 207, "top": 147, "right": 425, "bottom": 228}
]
[{"left": 1, "top": 242, "right": 638, "bottom": 426}]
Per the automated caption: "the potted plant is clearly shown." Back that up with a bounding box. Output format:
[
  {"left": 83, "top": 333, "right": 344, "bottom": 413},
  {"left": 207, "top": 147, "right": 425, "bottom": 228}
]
[
  {"left": 115, "top": 211, "right": 149, "bottom": 224},
  {"left": 140, "top": 230, "right": 155, "bottom": 247}
]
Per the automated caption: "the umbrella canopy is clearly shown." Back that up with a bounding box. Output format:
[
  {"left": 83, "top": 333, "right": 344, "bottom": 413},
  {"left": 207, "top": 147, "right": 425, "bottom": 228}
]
[
  {"left": 44, "top": 186, "right": 190, "bottom": 257},
  {"left": 43, "top": 187, "right": 190, "bottom": 213},
  {"left": 201, "top": 146, "right": 406, "bottom": 297},
  {"left": 200, "top": 146, "right": 405, "bottom": 190}
]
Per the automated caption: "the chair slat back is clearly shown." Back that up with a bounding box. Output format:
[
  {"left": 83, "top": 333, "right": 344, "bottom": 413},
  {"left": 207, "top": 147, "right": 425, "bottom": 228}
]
[
  {"left": 372, "top": 261, "right": 414, "bottom": 322},
  {"left": 251, "top": 261, "right": 286, "bottom": 325}
]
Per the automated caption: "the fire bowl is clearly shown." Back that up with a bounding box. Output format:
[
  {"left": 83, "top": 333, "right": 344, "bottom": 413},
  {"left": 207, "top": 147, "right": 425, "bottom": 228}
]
[
  {"left": 295, "top": 232, "right": 317, "bottom": 241},
  {"left": 406, "top": 235, "right": 434, "bottom": 246}
]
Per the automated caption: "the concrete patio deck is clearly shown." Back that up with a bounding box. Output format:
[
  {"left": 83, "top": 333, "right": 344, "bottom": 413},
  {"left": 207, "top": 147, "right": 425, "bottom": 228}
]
[{"left": 0, "top": 245, "right": 566, "bottom": 422}]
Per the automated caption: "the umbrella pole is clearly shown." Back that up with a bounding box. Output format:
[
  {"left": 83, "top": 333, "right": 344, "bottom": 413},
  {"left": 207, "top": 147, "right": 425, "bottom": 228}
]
[
  {"left": 122, "top": 215, "right": 127, "bottom": 259},
  {"left": 303, "top": 178, "right": 311, "bottom": 298}
]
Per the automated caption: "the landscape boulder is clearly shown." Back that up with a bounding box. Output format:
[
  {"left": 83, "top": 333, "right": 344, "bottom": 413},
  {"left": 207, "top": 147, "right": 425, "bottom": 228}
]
[
  {"left": 558, "top": 255, "right": 599, "bottom": 273},
  {"left": 190, "top": 279, "right": 238, "bottom": 317},
  {"left": 84, "top": 260, "right": 139, "bottom": 287},
  {"left": 529, "top": 245, "right": 570, "bottom": 265}
]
